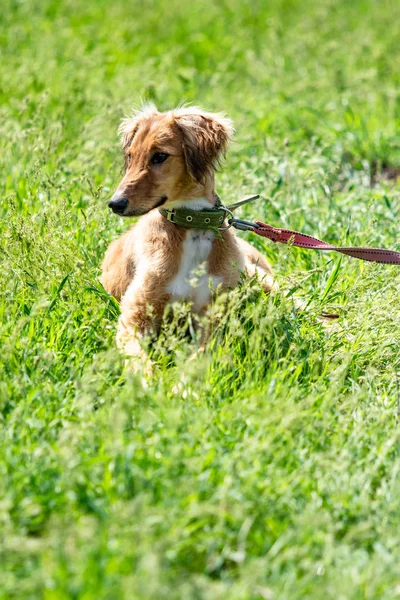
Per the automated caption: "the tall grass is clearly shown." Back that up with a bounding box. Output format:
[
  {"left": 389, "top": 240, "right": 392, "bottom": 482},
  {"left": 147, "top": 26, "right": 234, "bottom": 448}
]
[{"left": 1, "top": 0, "right": 400, "bottom": 597}]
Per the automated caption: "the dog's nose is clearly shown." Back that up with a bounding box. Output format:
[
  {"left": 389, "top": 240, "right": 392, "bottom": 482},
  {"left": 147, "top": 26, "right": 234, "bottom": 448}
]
[{"left": 108, "top": 195, "right": 128, "bottom": 214}]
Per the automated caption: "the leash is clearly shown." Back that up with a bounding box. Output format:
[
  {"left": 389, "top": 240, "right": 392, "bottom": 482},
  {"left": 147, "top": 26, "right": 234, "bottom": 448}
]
[
  {"left": 227, "top": 195, "right": 400, "bottom": 265},
  {"left": 159, "top": 195, "right": 400, "bottom": 265},
  {"left": 229, "top": 219, "right": 400, "bottom": 265},
  {"left": 228, "top": 218, "right": 400, "bottom": 265}
]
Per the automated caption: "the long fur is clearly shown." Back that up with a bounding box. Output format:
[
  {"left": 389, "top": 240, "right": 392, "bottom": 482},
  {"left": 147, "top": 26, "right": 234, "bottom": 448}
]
[{"left": 101, "top": 105, "right": 273, "bottom": 367}]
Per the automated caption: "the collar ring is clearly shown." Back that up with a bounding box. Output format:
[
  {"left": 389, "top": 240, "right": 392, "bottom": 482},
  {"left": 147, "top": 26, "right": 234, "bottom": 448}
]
[{"left": 218, "top": 206, "right": 234, "bottom": 230}]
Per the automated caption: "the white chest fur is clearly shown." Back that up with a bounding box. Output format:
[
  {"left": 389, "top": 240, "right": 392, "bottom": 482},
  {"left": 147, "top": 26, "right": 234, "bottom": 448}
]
[{"left": 167, "top": 230, "right": 223, "bottom": 312}]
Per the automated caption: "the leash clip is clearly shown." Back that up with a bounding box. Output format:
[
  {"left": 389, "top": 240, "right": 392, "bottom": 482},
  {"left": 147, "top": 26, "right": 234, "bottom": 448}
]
[{"left": 228, "top": 218, "right": 260, "bottom": 232}]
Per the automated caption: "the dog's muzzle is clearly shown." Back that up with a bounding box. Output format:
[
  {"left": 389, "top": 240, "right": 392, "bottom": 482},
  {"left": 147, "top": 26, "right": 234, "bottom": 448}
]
[{"left": 108, "top": 195, "right": 128, "bottom": 215}]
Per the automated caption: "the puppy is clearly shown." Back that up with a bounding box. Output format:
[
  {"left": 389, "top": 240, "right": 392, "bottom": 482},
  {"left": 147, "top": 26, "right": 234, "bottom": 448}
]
[{"left": 101, "top": 105, "right": 274, "bottom": 362}]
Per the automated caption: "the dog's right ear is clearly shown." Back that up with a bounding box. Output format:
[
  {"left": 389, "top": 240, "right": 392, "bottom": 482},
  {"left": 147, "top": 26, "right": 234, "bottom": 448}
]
[
  {"left": 173, "top": 107, "right": 234, "bottom": 184},
  {"left": 119, "top": 104, "right": 159, "bottom": 167}
]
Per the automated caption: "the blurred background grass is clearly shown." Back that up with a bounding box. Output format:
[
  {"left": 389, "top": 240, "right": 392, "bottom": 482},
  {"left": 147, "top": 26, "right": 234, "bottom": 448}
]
[{"left": 1, "top": 0, "right": 400, "bottom": 598}]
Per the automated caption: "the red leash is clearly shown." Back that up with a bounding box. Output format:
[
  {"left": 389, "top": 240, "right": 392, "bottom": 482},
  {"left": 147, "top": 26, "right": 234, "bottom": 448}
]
[{"left": 229, "top": 218, "right": 400, "bottom": 265}]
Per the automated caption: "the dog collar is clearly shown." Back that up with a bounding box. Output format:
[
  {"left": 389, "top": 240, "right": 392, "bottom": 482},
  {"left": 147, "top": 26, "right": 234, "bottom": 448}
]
[
  {"left": 158, "top": 202, "right": 229, "bottom": 231},
  {"left": 158, "top": 195, "right": 260, "bottom": 232}
]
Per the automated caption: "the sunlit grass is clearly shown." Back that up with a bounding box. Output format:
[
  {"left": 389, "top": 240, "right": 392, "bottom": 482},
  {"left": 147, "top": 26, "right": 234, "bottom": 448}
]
[{"left": 1, "top": 0, "right": 400, "bottom": 597}]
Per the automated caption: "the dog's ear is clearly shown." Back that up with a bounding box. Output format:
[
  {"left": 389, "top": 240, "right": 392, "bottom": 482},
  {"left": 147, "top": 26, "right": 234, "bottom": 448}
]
[
  {"left": 173, "top": 108, "right": 234, "bottom": 183},
  {"left": 119, "top": 103, "right": 159, "bottom": 168}
]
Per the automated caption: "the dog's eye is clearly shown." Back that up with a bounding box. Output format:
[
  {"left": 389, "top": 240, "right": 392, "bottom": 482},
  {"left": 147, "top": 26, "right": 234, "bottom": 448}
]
[{"left": 151, "top": 152, "right": 169, "bottom": 165}]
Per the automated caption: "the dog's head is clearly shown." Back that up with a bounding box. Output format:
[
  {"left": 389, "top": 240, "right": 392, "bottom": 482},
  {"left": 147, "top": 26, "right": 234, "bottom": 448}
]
[{"left": 108, "top": 104, "right": 234, "bottom": 216}]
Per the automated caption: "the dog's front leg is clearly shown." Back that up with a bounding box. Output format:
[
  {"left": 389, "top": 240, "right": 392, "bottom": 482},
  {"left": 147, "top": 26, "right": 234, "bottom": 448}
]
[{"left": 116, "top": 278, "right": 169, "bottom": 372}]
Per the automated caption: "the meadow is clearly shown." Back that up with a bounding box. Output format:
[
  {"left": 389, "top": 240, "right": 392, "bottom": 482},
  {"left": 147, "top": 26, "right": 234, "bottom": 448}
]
[{"left": 1, "top": 0, "right": 400, "bottom": 597}]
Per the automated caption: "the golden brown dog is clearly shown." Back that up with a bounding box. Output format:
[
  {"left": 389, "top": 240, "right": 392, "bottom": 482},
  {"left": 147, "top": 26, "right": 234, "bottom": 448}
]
[{"left": 101, "top": 104, "right": 274, "bottom": 363}]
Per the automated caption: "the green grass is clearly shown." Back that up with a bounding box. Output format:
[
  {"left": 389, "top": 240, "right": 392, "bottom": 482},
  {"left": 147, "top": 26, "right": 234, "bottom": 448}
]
[{"left": 1, "top": 0, "right": 400, "bottom": 597}]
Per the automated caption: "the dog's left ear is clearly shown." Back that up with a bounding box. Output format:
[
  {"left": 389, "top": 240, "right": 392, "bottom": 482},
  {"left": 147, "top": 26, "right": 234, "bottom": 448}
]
[{"left": 174, "top": 108, "right": 234, "bottom": 183}]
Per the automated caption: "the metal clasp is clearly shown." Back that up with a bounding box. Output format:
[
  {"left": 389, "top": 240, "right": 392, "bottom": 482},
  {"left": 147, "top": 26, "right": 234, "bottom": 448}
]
[
  {"left": 228, "top": 218, "right": 260, "bottom": 231},
  {"left": 218, "top": 206, "right": 235, "bottom": 230}
]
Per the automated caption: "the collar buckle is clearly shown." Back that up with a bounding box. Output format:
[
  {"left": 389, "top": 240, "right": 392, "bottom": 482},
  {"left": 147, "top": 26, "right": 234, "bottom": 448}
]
[{"left": 165, "top": 209, "right": 175, "bottom": 223}]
